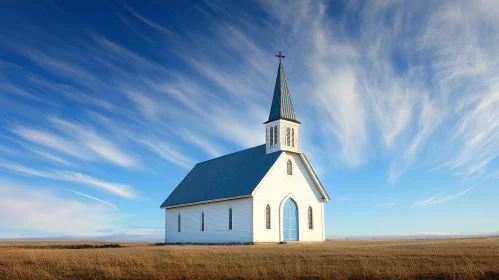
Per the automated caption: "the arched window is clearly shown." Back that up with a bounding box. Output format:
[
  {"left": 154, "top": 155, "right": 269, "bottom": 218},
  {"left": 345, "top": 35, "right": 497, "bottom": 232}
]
[
  {"left": 286, "top": 128, "right": 291, "bottom": 146},
  {"left": 265, "top": 204, "right": 271, "bottom": 229},
  {"left": 308, "top": 207, "right": 313, "bottom": 230},
  {"left": 270, "top": 126, "right": 274, "bottom": 147},
  {"left": 292, "top": 128, "right": 295, "bottom": 147},
  {"left": 201, "top": 212, "right": 204, "bottom": 232},
  {"left": 228, "top": 208, "right": 233, "bottom": 230},
  {"left": 178, "top": 213, "right": 181, "bottom": 232},
  {"left": 274, "top": 126, "right": 278, "bottom": 145},
  {"left": 287, "top": 159, "right": 292, "bottom": 175}
]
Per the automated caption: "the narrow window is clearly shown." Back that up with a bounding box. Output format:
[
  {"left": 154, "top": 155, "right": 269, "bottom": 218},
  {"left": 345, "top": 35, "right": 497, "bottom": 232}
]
[
  {"left": 292, "top": 128, "right": 295, "bottom": 147},
  {"left": 308, "top": 207, "right": 313, "bottom": 230},
  {"left": 265, "top": 204, "right": 271, "bottom": 229},
  {"left": 274, "top": 126, "right": 278, "bottom": 145},
  {"left": 286, "top": 128, "right": 291, "bottom": 146},
  {"left": 270, "top": 127, "right": 273, "bottom": 147},
  {"left": 178, "top": 213, "right": 181, "bottom": 232},
  {"left": 287, "top": 159, "right": 292, "bottom": 175},
  {"left": 229, "top": 208, "right": 233, "bottom": 230},
  {"left": 265, "top": 129, "right": 270, "bottom": 147},
  {"left": 201, "top": 212, "right": 204, "bottom": 232}
]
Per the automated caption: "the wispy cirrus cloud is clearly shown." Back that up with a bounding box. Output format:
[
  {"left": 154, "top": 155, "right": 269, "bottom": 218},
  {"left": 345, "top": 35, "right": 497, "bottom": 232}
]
[
  {"left": 0, "top": 162, "right": 137, "bottom": 199},
  {"left": 137, "top": 138, "right": 194, "bottom": 169},
  {"left": 65, "top": 189, "right": 117, "bottom": 209},
  {"left": 12, "top": 126, "right": 90, "bottom": 160},
  {"left": 25, "top": 147, "right": 72, "bottom": 166},
  {"left": 412, "top": 187, "right": 473, "bottom": 207},
  {"left": 121, "top": 3, "right": 174, "bottom": 36},
  {"left": 50, "top": 118, "right": 139, "bottom": 169},
  {"left": 0, "top": 180, "right": 118, "bottom": 234},
  {"left": 378, "top": 202, "right": 396, "bottom": 208},
  {"left": 181, "top": 131, "right": 225, "bottom": 158},
  {"left": 11, "top": 118, "right": 139, "bottom": 169},
  {"left": 21, "top": 49, "right": 107, "bottom": 90}
]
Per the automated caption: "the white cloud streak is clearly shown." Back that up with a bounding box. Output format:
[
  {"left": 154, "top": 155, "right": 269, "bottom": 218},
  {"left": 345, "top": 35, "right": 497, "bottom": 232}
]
[
  {"left": 379, "top": 202, "right": 396, "bottom": 208},
  {"left": 0, "top": 162, "right": 137, "bottom": 199},
  {"left": 122, "top": 3, "right": 174, "bottom": 36},
  {"left": 51, "top": 118, "right": 139, "bottom": 169},
  {"left": 12, "top": 119, "right": 139, "bottom": 169},
  {"left": 137, "top": 138, "right": 194, "bottom": 169},
  {"left": 0, "top": 180, "right": 117, "bottom": 234},
  {"left": 27, "top": 147, "right": 72, "bottom": 166},
  {"left": 12, "top": 126, "right": 90, "bottom": 160},
  {"left": 412, "top": 187, "right": 473, "bottom": 207},
  {"left": 64, "top": 189, "right": 117, "bottom": 209}
]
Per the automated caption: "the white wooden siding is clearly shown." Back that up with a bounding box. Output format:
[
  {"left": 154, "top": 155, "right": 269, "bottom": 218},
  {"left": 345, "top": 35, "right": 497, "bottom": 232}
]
[
  {"left": 165, "top": 197, "right": 253, "bottom": 243},
  {"left": 252, "top": 152, "right": 325, "bottom": 242}
]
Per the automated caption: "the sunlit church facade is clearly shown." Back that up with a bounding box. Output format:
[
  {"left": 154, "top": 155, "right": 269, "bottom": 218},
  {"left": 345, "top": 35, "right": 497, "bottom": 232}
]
[{"left": 160, "top": 53, "right": 329, "bottom": 243}]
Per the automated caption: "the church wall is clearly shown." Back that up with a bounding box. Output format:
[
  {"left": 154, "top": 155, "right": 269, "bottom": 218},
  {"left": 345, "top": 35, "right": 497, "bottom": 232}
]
[
  {"left": 165, "top": 197, "right": 253, "bottom": 243},
  {"left": 252, "top": 152, "right": 325, "bottom": 242}
]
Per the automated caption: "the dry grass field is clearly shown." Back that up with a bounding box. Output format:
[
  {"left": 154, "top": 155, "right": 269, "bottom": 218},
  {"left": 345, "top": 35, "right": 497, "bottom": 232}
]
[{"left": 1, "top": 237, "right": 498, "bottom": 279}]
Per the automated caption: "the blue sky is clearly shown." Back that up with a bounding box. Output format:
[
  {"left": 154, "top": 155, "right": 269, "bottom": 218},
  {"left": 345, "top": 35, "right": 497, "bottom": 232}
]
[{"left": 1, "top": 0, "right": 498, "bottom": 241}]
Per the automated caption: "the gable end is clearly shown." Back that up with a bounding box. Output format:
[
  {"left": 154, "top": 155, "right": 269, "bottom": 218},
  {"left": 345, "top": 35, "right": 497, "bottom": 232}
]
[{"left": 298, "top": 153, "right": 330, "bottom": 202}]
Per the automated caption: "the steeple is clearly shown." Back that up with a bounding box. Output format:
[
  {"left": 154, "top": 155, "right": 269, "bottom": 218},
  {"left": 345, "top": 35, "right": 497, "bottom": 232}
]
[
  {"left": 265, "top": 51, "right": 301, "bottom": 154},
  {"left": 265, "top": 52, "right": 300, "bottom": 124}
]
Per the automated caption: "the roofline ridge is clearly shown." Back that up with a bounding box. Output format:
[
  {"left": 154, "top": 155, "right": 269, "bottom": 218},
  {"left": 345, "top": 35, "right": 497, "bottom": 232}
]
[{"left": 196, "top": 144, "right": 266, "bottom": 165}]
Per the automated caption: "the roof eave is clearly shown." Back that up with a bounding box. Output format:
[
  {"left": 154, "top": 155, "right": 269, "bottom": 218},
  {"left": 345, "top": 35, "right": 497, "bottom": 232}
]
[{"left": 160, "top": 194, "right": 253, "bottom": 209}]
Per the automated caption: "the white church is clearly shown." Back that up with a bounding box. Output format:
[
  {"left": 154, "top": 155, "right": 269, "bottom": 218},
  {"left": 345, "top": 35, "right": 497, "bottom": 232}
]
[{"left": 160, "top": 52, "right": 330, "bottom": 243}]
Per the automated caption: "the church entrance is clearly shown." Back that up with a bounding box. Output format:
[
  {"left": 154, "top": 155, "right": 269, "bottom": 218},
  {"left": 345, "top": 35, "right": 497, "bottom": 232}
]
[{"left": 283, "top": 198, "right": 298, "bottom": 241}]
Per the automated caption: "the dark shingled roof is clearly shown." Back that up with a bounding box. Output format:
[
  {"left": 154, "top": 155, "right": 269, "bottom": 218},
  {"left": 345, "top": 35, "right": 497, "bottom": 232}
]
[
  {"left": 160, "top": 145, "right": 282, "bottom": 208},
  {"left": 266, "top": 61, "right": 299, "bottom": 124}
]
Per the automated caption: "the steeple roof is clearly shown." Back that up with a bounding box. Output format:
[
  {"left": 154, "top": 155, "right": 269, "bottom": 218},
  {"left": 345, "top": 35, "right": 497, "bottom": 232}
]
[{"left": 265, "top": 61, "right": 300, "bottom": 124}]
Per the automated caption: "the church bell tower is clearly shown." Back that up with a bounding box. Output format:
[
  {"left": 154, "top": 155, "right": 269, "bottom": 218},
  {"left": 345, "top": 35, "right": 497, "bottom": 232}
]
[{"left": 265, "top": 51, "right": 301, "bottom": 154}]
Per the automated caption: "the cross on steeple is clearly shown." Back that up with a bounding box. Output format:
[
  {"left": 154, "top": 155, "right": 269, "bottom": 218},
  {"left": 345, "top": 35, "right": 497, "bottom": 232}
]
[{"left": 275, "top": 50, "right": 285, "bottom": 63}]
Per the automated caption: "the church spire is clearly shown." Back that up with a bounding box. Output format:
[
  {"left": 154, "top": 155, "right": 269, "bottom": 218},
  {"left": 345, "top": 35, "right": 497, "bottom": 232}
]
[
  {"left": 265, "top": 51, "right": 300, "bottom": 124},
  {"left": 265, "top": 51, "right": 301, "bottom": 154}
]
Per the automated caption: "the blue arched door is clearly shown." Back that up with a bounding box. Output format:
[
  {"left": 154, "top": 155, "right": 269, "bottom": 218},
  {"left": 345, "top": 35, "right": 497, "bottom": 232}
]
[{"left": 283, "top": 198, "right": 298, "bottom": 241}]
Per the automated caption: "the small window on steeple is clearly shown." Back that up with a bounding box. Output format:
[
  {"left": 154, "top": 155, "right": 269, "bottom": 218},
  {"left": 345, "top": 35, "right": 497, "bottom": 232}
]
[
  {"left": 270, "top": 126, "right": 274, "bottom": 147},
  {"left": 287, "top": 159, "right": 292, "bottom": 175},
  {"left": 286, "top": 128, "right": 291, "bottom": 146},
  {"left": 292, "top": 128, "right": 295, "bottom": 147}
]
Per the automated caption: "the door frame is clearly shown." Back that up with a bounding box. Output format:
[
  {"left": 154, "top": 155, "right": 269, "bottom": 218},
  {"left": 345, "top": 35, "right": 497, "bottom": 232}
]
[{"left": 279, "top": 193, "right": 299, "bottom": 241}]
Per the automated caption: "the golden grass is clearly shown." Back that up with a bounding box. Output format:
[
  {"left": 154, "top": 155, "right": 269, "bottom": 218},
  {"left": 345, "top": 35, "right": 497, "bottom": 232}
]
[{"left": 1, "top": 237, "right": 498, "bottom": 279}]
